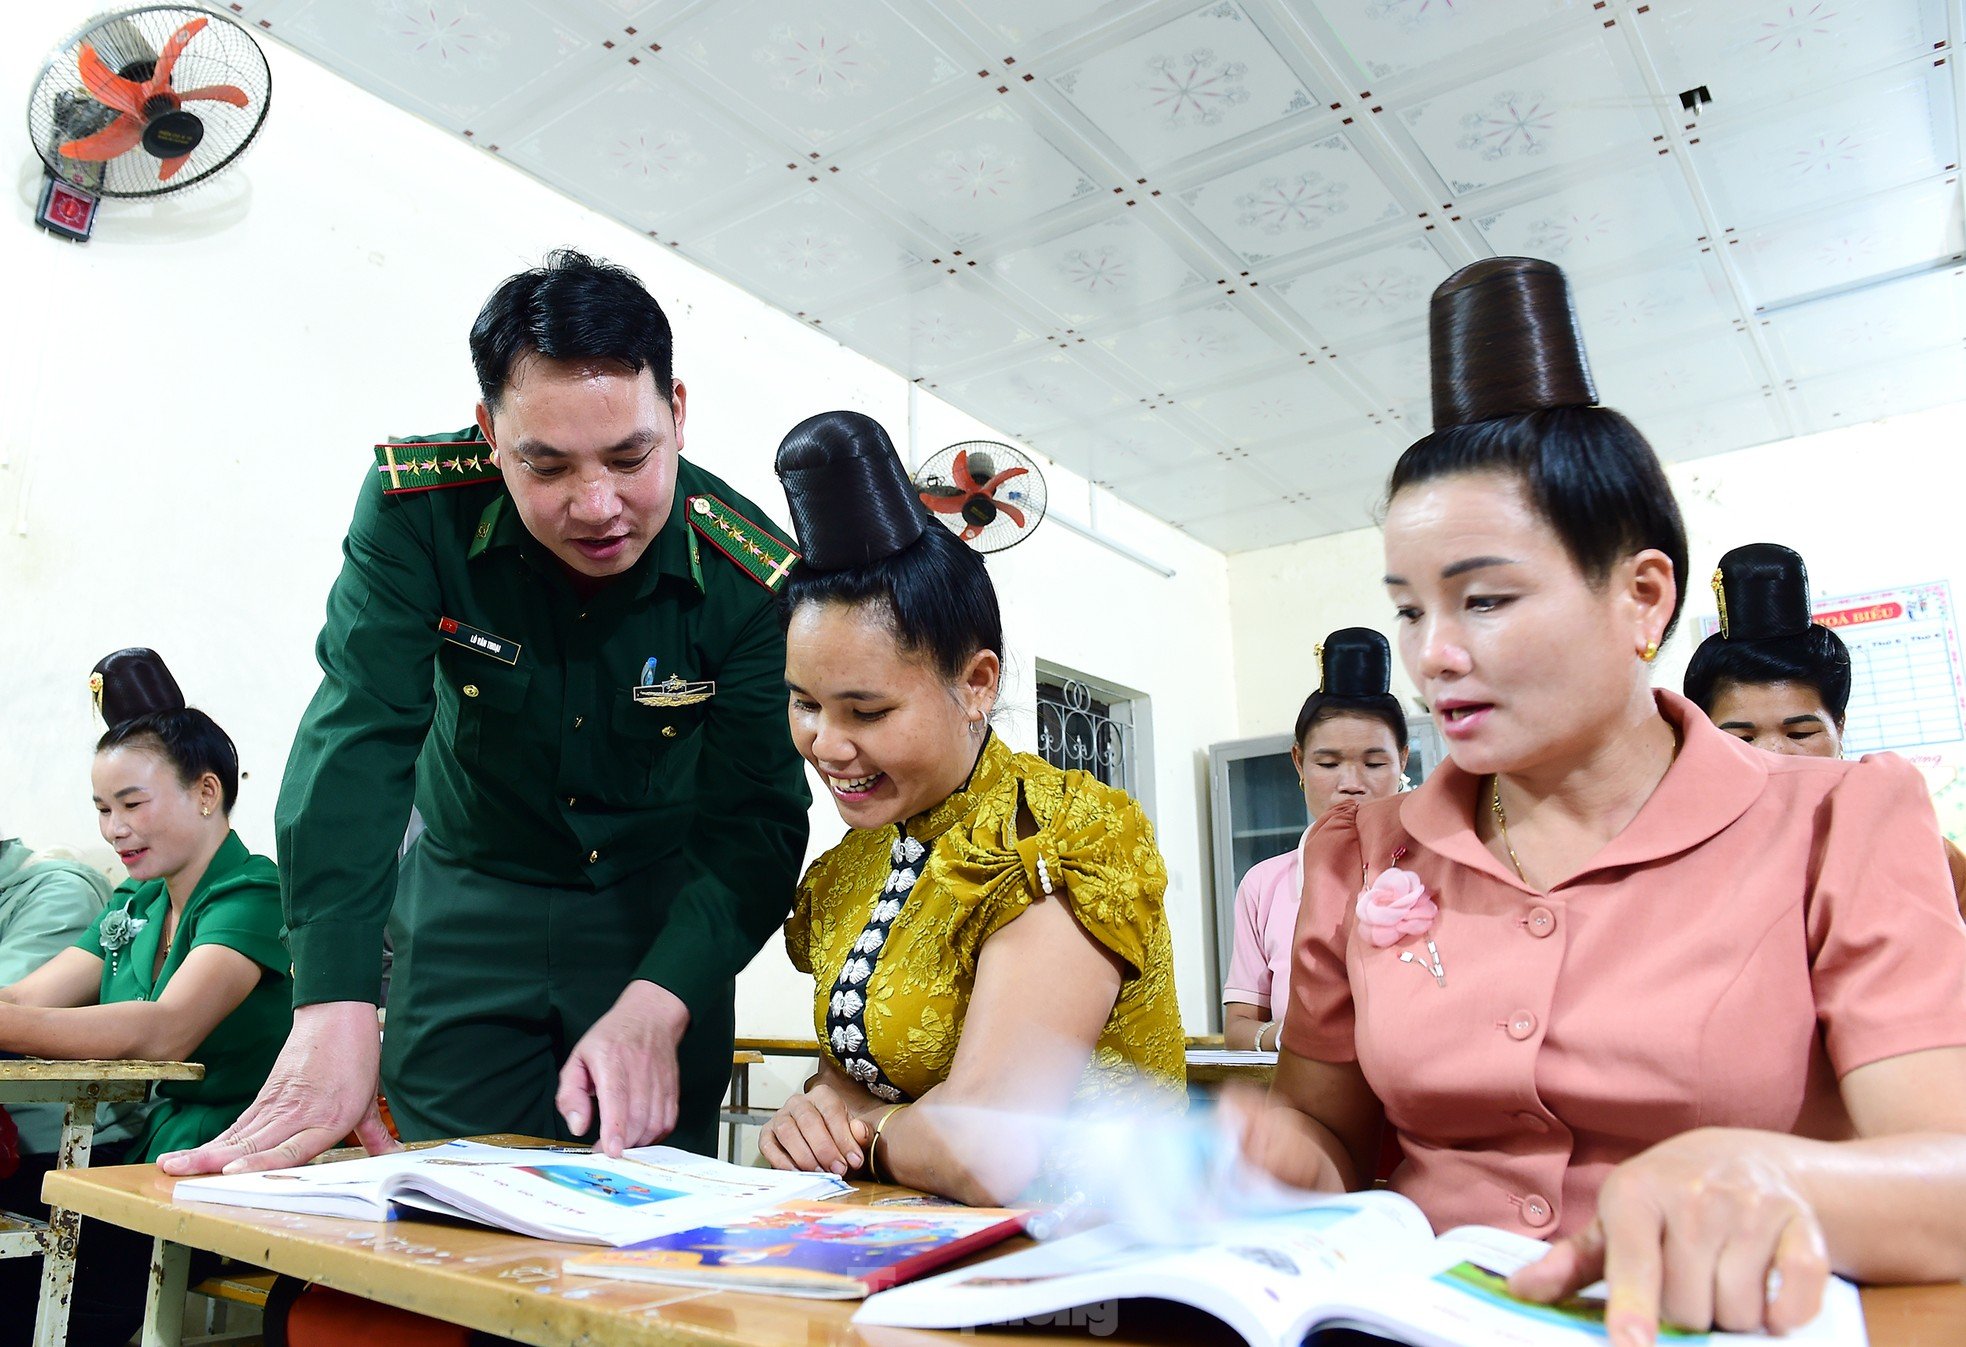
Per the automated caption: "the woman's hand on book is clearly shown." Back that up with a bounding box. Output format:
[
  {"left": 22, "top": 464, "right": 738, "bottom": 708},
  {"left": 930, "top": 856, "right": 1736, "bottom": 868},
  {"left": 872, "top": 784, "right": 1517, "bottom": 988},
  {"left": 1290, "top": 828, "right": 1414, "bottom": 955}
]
[
  {"left": 1217, "top": 1082, "right": 1348, "bottom": 1195},
  {"left": 1508, "top": 1127, "right": 1829, "bottom": 1346},
  {"left": 759, "top": 1075, "right": 875, "bottom": 1177}
]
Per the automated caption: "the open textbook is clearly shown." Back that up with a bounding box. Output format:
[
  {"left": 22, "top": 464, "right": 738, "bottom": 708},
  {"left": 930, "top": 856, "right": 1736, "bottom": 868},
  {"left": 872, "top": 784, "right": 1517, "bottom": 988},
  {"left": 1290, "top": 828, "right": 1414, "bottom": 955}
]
[
  {"left": 172, "top": 1140, "right": 850, "bottom": 1246},
  {"left": 855, "top": 1189, "right": 1867, "bottom": 1347}
]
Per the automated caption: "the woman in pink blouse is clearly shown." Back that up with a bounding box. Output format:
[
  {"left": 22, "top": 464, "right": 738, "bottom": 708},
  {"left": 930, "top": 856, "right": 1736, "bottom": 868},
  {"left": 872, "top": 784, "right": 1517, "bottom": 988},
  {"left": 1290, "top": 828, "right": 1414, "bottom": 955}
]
[
  {"left": 1221, "top": 629, "right": 1406, "bottom": 1052},
  {"left": 1240, "top": 257, "right": 1966, "bottom": 1345}
]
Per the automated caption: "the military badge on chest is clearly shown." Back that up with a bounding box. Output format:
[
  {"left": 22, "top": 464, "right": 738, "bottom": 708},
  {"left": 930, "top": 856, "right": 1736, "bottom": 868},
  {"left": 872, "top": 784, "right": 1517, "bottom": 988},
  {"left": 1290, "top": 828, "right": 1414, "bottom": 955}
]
[{"left": 631, "top": 656, "right": 715, "bottom": 708}]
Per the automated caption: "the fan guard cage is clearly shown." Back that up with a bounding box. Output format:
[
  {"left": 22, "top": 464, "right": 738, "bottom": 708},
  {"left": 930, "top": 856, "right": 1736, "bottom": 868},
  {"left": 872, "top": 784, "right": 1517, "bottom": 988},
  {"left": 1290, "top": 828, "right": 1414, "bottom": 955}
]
[{"left": 915, "top": 440, "right": 1049, "bottom": 555}]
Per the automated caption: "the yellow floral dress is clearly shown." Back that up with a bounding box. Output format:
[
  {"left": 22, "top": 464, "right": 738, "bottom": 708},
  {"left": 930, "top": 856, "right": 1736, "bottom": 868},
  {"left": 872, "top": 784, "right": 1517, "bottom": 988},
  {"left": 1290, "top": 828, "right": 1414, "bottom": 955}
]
[{"left": 786, "top": 733, "right": 1186, "bottom": 1106}]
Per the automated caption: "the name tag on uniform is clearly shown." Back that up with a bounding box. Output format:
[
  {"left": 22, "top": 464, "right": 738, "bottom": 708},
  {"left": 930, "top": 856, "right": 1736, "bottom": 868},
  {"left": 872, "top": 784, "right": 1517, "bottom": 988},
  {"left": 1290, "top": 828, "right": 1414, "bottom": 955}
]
[{"left": 438, "top": 616, "right": 521, "bottom": 665}]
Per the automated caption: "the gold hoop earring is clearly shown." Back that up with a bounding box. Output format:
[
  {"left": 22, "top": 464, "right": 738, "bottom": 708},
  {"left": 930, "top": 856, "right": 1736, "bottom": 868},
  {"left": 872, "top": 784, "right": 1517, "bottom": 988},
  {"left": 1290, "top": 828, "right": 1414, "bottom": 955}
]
[{"left": 1640, "top": 640, "right": 1660, "bottom": 663}]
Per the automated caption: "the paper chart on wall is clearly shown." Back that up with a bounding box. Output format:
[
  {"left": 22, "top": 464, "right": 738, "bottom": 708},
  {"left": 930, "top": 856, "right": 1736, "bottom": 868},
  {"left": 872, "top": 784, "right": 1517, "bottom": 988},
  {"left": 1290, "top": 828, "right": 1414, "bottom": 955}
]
[{"left": 1698, "top": 580, "right": 1966, "bottom": 842}]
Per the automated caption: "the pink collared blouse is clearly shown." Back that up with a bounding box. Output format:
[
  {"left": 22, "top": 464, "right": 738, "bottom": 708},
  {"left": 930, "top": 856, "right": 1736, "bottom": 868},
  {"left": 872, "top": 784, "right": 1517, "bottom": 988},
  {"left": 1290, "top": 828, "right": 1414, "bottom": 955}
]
[
  {"left": 1283, "top": 689, "right": 1966, "bottom": 1240},
  {"left": 1223, "top": 829, "right": 1310, "bottom": 1026}
]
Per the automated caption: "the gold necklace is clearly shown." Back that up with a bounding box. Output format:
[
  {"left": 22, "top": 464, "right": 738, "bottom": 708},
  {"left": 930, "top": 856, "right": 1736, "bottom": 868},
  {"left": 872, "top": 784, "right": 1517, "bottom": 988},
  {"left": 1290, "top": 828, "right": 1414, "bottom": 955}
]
[{"left": 1488, "top": 775, "right": 1528, "bottom": 883}]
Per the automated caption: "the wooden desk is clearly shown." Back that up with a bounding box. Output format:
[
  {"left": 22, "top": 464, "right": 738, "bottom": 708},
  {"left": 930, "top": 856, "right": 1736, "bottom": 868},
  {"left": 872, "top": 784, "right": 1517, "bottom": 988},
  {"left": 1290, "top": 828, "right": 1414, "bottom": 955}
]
[
  {"left": 41, "top": 1151, "right": 1966, "bottom": 1347},
  {"left": 0, "top": 1059, "right": 203, "bottom": 1347}
]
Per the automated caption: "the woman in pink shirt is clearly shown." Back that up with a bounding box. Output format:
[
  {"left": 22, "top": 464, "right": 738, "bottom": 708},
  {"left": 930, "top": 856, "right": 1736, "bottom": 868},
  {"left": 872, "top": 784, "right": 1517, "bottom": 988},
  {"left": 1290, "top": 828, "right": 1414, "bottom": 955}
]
[
  {"left": 1241, "top": 257, "right": 1966, "bottom": 1344},
  {"left": 1221, "top": 629, "right": 1406, "bottom": 1052}
]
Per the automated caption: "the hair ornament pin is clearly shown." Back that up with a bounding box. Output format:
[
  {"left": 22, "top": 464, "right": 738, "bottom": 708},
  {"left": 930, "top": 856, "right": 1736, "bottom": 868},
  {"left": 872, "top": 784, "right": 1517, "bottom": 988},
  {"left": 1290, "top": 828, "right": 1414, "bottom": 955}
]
[
  {"left": 1712, "top": 567, "right": 1730, "bottom": 640},
  {"left": 89, "top": 671, "right": 105, "bottom": 721},
  {"left": 1313, "top": 642, "right": 1326, "bottom": 694}
]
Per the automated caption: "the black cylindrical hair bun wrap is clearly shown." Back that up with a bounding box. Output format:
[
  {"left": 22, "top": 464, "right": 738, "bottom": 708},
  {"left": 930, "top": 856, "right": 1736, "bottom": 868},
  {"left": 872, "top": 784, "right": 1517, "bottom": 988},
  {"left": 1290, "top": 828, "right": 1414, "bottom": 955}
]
[
  {"left": 91, "top": 648, "right": 186, "bottom": 727},
  {"left": 776, "top": 411, "right": 929, "bottom": 572},
  {"left": 1431, "top": 257, "right": 1597, "bottom": 430},
  {"left": 1714, "top": 543, "right": 1812, "bottom": 643},
  {"left": 1318, "top": 628, "right": 1392, "bottom": 697}
]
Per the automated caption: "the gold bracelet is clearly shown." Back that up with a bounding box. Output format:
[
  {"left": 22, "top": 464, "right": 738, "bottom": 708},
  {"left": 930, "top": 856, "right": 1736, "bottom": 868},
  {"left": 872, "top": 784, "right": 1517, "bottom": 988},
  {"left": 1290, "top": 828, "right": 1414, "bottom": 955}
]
[{"left": 868, "top": 1103, "right": 908, "bottom": 1183}]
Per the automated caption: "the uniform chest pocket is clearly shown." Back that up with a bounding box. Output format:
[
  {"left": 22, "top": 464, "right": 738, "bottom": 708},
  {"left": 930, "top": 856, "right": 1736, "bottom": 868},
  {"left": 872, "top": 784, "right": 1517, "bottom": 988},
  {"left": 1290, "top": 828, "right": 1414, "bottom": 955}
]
[
  {"left": 611, "top": 689, "right": 706, "bottom": 794},
  {"left": 437, "top": 646, "right": 532, "bottom": 769}
]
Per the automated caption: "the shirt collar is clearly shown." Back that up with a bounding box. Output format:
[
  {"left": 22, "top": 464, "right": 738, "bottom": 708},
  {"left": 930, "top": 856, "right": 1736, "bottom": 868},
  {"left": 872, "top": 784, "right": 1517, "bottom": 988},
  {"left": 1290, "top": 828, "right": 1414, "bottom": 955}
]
[
  {"left": 902, "top": 731, "right": 1013, "bottom": 848},
  {"left": 469, "top": 486, "right": 700, "bottom": 600},
  {"left": 1399, "top": 688, "right": 1768, "bottom": 892}
]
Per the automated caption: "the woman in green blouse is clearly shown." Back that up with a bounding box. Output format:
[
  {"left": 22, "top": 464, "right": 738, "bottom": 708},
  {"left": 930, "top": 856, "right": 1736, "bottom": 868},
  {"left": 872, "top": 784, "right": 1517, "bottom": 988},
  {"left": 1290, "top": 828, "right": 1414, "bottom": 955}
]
[{"left": 0, "top": 649, "right": 290, "bottom": 1347}]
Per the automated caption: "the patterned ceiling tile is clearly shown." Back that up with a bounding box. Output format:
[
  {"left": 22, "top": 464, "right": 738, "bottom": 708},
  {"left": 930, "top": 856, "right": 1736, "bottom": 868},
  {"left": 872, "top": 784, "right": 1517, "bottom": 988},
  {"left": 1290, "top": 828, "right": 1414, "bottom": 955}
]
[
  {"left": 1792, "top": 344, "right": 1966, "bottom": 430},
  {"left": 988, "top": 213, "right": 1209, "bottom": 328},
  {"left": 1180, "top": 497, "right": 1325, "bottom": 552},
  {"left": 1767, "top": 267, "right": 1966, "bottom": 380},
  {"left": 1396, "top": 35, "right": 1655, "bottom": 197},
  {"left": 680, "top": 186, "right": 925, "bottom": 311},
  {"left": 1175, "top": 129, "right": 1405, "bottom": 266},
  {"left": 1638, "top": 0, "right": 1946, "bottom": 111},
  {"left": 656, "top": 0, "right": 971, "bottom": 152},
  {"left": 1269, "top": 235, "right": 1449, "bottom": 342},
  {"left": 500, "top": 69, "right": 780, "bottom": 226},
  {"left": 1298, "top": 469, "right": 1392, "bottom": 536},
  {"left": 852, "top": 102, "right": 1105, "bottom": 246},
  {"left": 1594, "top": 329, "right": 1767, "bottom": 421},
  {"left": 1243, "top": 422, "right": 1400, "bottom": 493},
  {"left": 269, "top": 0, "right": 601, "bottom": 127},
  {"left": 1094, "top": 301, "right": 1292, "bottom": 394},
  {"left": 1472, "top": 159, "right": 1706, "bottom": 274},
  {"left": 1333, "top": 329, "right": 1430, "bottom": 406},
  {"left": 927, "top": 347, "right": 1136, "bottom": 437},
  {"left": 1732, "top": 177, "right": 1966, "bottom": 309},
  {"left": 1104, "top": 457, "right": 1291, "bottom": 524},
  {"left": 1637, "top": 394, "right": 1786, "bottom": 463},
  {"left": 1051, "top": 407, "right": 1221, "bottom": 472},
  {"left": 1302, "top": 0, "right": 1582, "bottom": 85},
  {"left": 942, "top": 0, "right": 1137, "bottom": 52},
  {"left": 1182, "top": 364, "right": 1368, "bottom": 445},
  {"left": 1571, "top": 254, "right": 1741, "bottom": 356},
  {"left": 1048, "top": 2, "right": 1320, "bottom": 173},
  {"left": 1692, "top": 63, "right": 1954, "bottom": 230},
  {"left": 825, "top": 281, "right": 1043, "bottom": 377}
]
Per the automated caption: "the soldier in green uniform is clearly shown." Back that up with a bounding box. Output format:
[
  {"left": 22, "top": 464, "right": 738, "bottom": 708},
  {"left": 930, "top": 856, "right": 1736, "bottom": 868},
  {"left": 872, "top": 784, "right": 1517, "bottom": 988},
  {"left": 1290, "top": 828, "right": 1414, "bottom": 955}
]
[{"left": 162, "top": 251, "right": 810, "bottom": 1174}]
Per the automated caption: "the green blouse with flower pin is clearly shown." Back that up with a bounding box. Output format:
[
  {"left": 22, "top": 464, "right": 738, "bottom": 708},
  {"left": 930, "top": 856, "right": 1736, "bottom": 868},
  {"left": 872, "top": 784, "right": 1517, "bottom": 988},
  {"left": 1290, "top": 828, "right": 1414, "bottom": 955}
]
[{"left": 77, "top": 831, "right": 291, "bottom": 1161}]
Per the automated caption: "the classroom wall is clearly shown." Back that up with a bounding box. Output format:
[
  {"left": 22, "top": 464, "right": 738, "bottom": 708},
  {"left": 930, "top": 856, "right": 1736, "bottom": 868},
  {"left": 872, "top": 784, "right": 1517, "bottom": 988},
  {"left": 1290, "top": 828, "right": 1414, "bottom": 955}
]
[
  {"left": 1228, "top": 405, "right": 1966, "bottom": 823},
  {"left": 0, "top": 2, "right": 1238, "bottom": 1067}
]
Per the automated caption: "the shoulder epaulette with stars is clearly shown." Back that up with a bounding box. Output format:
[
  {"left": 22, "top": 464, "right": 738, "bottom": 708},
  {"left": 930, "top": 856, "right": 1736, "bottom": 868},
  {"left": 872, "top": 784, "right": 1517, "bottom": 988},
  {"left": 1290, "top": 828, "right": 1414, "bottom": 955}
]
[
  {"left": 687, "top": 494, "right": 800, "bottom": 593},
  {"left": 373, "top": 440, "right": 501, "bottom": 495}
]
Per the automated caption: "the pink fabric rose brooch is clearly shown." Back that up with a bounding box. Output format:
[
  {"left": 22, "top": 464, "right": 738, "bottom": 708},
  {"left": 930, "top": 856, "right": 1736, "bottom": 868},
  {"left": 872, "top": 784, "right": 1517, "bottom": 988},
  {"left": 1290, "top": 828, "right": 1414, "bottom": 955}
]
[{"left": 1355, "top": 863, "right": 1445, "bottom": 987}]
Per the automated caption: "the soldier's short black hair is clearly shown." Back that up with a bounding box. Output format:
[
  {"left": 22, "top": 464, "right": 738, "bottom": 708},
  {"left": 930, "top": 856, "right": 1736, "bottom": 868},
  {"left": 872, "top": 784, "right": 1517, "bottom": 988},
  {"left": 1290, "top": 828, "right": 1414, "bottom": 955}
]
[{"left": 469, "top": 249, "right": 675, "bottom": 409}]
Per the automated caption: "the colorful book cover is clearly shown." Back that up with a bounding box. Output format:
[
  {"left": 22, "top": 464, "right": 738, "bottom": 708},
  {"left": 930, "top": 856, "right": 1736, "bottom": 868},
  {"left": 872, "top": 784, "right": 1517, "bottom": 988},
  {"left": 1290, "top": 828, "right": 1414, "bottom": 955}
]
[{"left": 563, "top": 1201, "right": 1028, "bottom": 1299}]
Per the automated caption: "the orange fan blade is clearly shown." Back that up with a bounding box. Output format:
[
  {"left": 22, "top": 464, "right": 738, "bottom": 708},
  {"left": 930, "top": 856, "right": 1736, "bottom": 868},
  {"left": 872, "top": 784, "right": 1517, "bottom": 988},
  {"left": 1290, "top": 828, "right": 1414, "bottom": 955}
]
[
  {"left": 59, "top": 114, "right": 144, "bottom": 161},
  {"left": 157, "top": 153, "right": 192, "bottom": 180},
  {"left": 77, "top": 42, "right": 145, "bottom": 116},
  {"left": 959, "top": 522, "right": 984, "bottom": 542},
  {"left": 917, "top": 491, "right": 968, "bottom": 515},
  {"left": 995, "top": 502, "right": 1027, "bottom": 529},
  {"left": 146, "top": 16, "right": 209, "bottom": 97},
  {"left": 977, "top": 464, "right": 1029, "bottom": 494},
  {"left": 950, "top": 449, "right": 983, "bottom": 494},
  {"left": 178, "top": 84, "right": 249, "bottom": 107}
]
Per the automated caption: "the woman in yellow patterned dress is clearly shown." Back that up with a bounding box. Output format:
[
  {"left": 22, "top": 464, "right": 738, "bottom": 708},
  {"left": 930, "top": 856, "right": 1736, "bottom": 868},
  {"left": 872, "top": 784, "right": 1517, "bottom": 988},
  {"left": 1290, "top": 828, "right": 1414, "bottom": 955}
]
[{"left": 758, "top": 411, "right": 1185, "bottom": 1204}]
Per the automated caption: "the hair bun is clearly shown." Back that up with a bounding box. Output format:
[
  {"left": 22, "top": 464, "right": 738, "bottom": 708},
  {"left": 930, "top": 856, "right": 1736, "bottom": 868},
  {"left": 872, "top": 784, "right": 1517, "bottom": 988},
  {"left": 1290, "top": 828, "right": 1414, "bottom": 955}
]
[
  {"left": 92, "top": 648, "right": 186, "bottom": 727},
  {"left": 1715, "top": 543, "right": 1812, "bottom": 642},
  {"left": 1431, "top": 256, "right": 1598, "bottom": 430},
  {"left": 1318, "top": 627, "right": 1392, "bottom": 696},
  {"left": 775, "top": 411, "right": 929, "bottom": 572}
]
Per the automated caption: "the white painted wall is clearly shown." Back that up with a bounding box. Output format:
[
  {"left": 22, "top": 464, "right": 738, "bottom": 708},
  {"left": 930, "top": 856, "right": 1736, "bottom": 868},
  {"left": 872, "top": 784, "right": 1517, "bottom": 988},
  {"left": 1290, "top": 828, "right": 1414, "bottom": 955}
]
[
  {"left": 0, "top": 0, "right": 1236, "bottom": 1097},
  {"left": 1228, "top": 404, "right": 1966, "bottom": 837}
]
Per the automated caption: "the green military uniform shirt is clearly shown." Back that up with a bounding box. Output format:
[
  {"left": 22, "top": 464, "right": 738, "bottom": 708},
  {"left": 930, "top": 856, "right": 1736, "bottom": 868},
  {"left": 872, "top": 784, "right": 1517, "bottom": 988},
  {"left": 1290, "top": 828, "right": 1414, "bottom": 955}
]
[
  {"left": 277, "top": 428, "right": 811, "bottom": 1016},
  {"left": 78, "top": 832, "right": 292, "bottom": 1162}
]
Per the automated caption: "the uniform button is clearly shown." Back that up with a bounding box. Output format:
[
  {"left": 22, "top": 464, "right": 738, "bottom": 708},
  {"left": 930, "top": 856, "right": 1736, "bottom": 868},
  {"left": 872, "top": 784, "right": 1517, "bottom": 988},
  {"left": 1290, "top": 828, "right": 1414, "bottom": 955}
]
[
  {"left": 586, "top": 850, "right": 600, "bottom": 865},
  {"left": 462, "top": 684, "right": 480, "bottom": 698},
  {"left": 1515, "top": 1110, "right": 1550, "bottom": 1133},
  {"left": 1506, "top": 1010, "right": 1537, "bottom": 1041},
  {"left": 661, "top": 725, "right": 678, "bottom": 738},
  {"left": 1526, "top": 906, "right": 1556, "bottom": 938},
  {"left": 1522, "top": 1194, "right": 1555, "bottom": 1228}
]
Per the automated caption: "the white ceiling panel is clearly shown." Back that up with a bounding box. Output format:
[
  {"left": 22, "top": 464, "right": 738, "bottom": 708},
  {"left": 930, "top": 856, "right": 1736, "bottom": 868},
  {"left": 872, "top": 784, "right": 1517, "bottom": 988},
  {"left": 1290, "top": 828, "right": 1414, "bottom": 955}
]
[
  {"left": 244, "top": 0, "right": 1966, "bottom": 554},
  {"left": 1395, "top": 33, "right": 1656, "bottom": 198},
  {"left": 1048, "top": 2, "right": 1322, "bottom": 173},
  {"left": 1269, "top": 235, "right": 1452, "bottom": 343},
  {"left": 1173, "top": 128, "right": 1406, "bottom": 266},
  {"left": 1637, "top": 0, "right": 1947, "bottom": 111}
]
